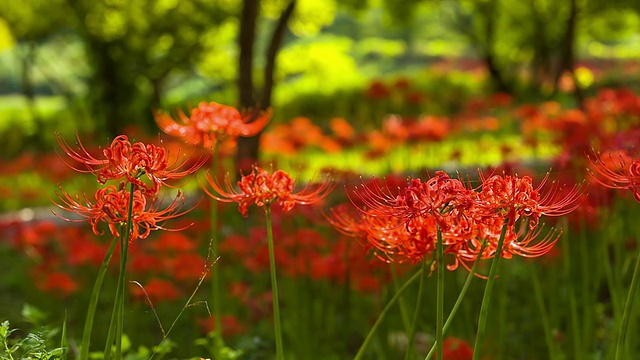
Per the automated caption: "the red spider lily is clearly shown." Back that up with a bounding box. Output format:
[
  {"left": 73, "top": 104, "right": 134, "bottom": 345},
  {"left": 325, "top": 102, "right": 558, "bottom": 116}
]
[
  {"left": 367, "top": 214, "right": 438, "bottom": 264},
  {"left": 448, "top": 220, "right": 562, "bottom": 274},
  {"left": 588, "top": 149, "right": 640, "bottom": 202},
  {"left": 52, "top": 184, "right": 192, "bottom": 242},
  {"left": 324, "top": 204, "right": 369, "bottom": 243},
  {"left": 346, "top": 170, "right": 581, "bottom": 270},
  {"left": 203, "top": 166, "right": 335, "bottom": 217},
  {"left": 154, "top": 101, "right": 271, "bottom": 148},
  {"left": 345, "top": 173, "right": 473, "bottom": 264},
  {"left": 56, "top": 133, "right": 207, "bottom": 195},
  {"left": 353, "top": 171, "right": 475, "bottom": 233},
  {"left": 476, "top": 172, "right": 586, "bottom": 229}
]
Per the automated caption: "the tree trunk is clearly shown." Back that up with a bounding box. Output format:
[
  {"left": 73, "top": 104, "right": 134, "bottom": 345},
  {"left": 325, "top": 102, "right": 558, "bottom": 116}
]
[
  {"left": 482, "top": 0, "right": 511, "bottom": 93},
  {"left": 554, "top": 0, "right": 584, "bottom": 107},
  {"left": 91, "top": 43, "right": 124, "bottom": 137},
  {"left": 237, "top": 0, "right": 258, "bottom": 110},
  {"left": 484, "top": 53, "right": 510, "bottom": 93},
  {"left": 528, "top": 0, "right": 552, "bottom": 90},
  {"left": 235, "top": 0, "right": 296, "bottom": 176},
  {"left": 261, "top": 1, "right": 296, "bottom": 109},
  {"left": 235, "top": 0, "right": 259, "bottom": 175}
]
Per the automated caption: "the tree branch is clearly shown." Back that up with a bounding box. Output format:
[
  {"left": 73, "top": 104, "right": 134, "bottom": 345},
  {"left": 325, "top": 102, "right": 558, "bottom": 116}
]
[{"left": 262, "top": 0, "right": 296, "bottom": 109}]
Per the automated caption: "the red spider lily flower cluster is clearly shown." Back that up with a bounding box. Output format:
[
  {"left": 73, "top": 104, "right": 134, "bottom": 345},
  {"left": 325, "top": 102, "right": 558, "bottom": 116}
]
[
  {"left": 588, "top": 149, "right": 640, "bottom": 202},
  {"left": 56, "top": 133, "right": 207, "bottom": 196},
  {"left": 53, "top": 184, "right": 190, "bottom": 241},
  {"left": 154, "top": 101, "right": 271, "bottom": 148},
  {"left": 53, "top": 134, "right": 203, "bottom": 242},
  {"left": 333, "top": 170, "right": 585, "bottom": 272},
  {"left": 203, "top": 166, "right": 336, "bottom": 217}
]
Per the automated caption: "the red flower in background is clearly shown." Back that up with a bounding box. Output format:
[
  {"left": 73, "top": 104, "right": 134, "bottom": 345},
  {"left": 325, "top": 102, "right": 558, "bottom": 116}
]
[
  {"left": 198, "top": 315, "right": 246, "bottom": 337},
  {"left": 324, "top": 204, "right": 369, "bottom": 243},
  {"left": 393, "top": 77, "right": 411, "bottom": 90},
  {"left": 169, "top": 253, "right": 207, "bottom": 281},
  {"left": 154, "top": 101, "right": 271, "bottom": 148},
  {"left": 131, "top": 278, "right": 180, "bottom": 303},
  {"left": 366, "top": 80, "right": 390, "bottom": 100},
  {"left": 588, "top": 149, "right": 640, "bottom": 202},
  {"left": 203, "top": 166, "right": 335, "bottom": 217},
  {"left": 152, "top": 232, "right": 196, "bottom": 253},
  {"left": 329, "top": 117, "right": 356, "bottom": 143},
  {"left": 35, "top": 271, "right": 78, "bottom": 297},
  {"left": 436, "top": 337, "right": 473, "bottom": 360}
]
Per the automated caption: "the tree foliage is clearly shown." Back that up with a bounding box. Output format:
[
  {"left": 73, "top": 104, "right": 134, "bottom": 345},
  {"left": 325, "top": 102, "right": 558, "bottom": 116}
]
[{"left": 1, "top": 0, "right": 639, "bottom": 141}]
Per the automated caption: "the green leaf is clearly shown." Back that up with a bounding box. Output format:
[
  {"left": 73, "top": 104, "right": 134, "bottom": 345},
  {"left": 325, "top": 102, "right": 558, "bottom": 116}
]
[{"left": 21, "top": 304, "right": 47, "bottom": 325}]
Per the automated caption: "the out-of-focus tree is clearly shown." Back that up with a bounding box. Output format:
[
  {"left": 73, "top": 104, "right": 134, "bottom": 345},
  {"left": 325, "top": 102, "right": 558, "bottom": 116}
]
[
  {"left": 64, "top": 0, "right": 229, "bottom": 135},
  {"left": 0, "top": 19, "right": 15, "bottom": 52},
  {"left": 235, "top": 0, "right": 338, "bottom": 173},
  {"left": 441, "top": 0, "right": 640, "bottom": 98},
  {"left": 0, "top": 0, "right": 69, "bottom": 125},
  {"left": 1, "top": 0, "right": 233, "bottom": 136},
  {"left": 0, "top": 0, "right": 72, "bottom": 150},
  {"left": 441, "top": 0, "right": 516, "bottom": 93}
]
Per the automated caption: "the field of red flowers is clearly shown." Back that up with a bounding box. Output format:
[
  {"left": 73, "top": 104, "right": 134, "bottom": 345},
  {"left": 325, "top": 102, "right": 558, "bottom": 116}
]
[{"left": 2, "top": 83, "right": 640, "bottom": 359}]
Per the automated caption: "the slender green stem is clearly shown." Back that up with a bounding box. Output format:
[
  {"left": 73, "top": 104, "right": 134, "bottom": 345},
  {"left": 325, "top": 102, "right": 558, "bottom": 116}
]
[
  {"left": 436, "top": 228, "right": 444, "bottom": 360},
  {"left": 531, "top": 267, "right": 559, "bottom": 360},
  {"left": 425, "top": 241, "right": 487, "bottom": 360},
  {"left": 390, "top": 263, "right": 412, "bottom": 336},
  {"left": 614, "top": 247, "right": 640, "bottom": 360},
  {"left": 265, "top": 205, "right": 284, "bottom": 360},
  {"left": 209, "top": 142, "right": 223, "bottom": 356},
  {"left": 577, "top": 218, "right": 593, "bottom": 349},
  {"left": 404, "top": 257, "right": 428, "bottom": 360},
  {"left": 560, "top": 223, "right": 581, "bottom": 358},
  {"left": 343, "top": 239, "right": 352, "bottom": 348},
  {"left": 150, "top": 260, "right": 212, "bottom": 359},
  {"left": 104, "top": 184, "right": 136, "bottom": 360},
  {"left": 354, "top": 267, "right": 425, "bottom": 360},
  {"left": 103, "top": 272, "right": 121, "bottom": 360},
  {"left": 472, "top": 220, "right": 509, "bottom": 360},
  {"left": 604, "top": 242, "right": 622, "bottom": 305},
  {"left": 61, "top": 310, "right": 67, "bottom": 360},
  {"left": 79, "top": 235, "right": 118, "bottom": 360}
]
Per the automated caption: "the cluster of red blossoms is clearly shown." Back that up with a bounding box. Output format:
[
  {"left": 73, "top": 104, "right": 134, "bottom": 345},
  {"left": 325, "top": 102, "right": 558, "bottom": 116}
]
[
  {"left": 53, "top": 133, "right": 207, "bottom": 242},
  {"left": 589, "top": 149, "right": 640, "bottom": 202},
  {"left": 220, "top": 207, "right": 393, "bottom": 293},
  {"left": 330, "top": 170, "right": 585, "bottom": 272},
  {"left": 204, "top": 165, "right": 336, "bottom": 217},
  {"left": 154, "top": 101, "right": 271, "bottom": 149}
]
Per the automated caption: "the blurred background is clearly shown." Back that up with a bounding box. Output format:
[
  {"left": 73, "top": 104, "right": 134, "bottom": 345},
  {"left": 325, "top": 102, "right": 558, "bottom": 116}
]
[
  {"left": 0, "top": 0, "right": 639, "bottom": 158},
  {"left": 2, "top": 2, "right": 640, "bottom": 358}
]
